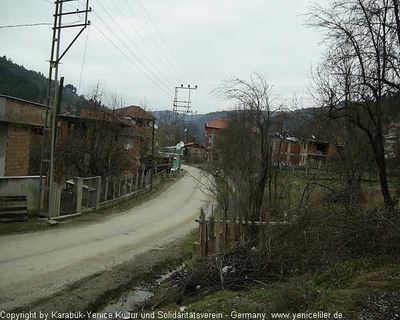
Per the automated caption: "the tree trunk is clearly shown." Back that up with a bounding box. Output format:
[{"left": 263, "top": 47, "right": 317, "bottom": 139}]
[
  {"left": 376, "top": 139, "right": 392, "bottom": 209},
  {"left": 251, "top": 166, "right": 269, "bottom": 222},
  {"left": 373, "top": 116, "right": 392, "bottom": 209}
]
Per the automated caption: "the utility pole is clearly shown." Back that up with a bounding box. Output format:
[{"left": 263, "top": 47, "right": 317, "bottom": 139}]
[
  {"left": 150, "top": 117, "right": 156, "bottom": 190},
  {"left": 38, "top": 0, "right": 91, "bottom": 218},
  {"left": 172, "top": 84, "right": 197, "bottom": 146},
  {"left": 172, "top": 84, "right": 197, "bottom": 124}
]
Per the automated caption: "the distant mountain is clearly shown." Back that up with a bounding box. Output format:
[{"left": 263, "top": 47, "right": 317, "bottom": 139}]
[{"left": 151, "top": 108, "right": 315, "bottom": 142}]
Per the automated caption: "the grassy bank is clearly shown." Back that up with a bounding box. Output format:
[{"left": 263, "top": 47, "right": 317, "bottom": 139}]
[{"left": 155, "top": 256, "right": 400, "bottom": 319}]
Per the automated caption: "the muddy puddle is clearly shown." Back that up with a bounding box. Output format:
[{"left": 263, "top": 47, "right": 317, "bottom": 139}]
[{"left": 99, "top": 266, "right": 184, "bottom": 316}]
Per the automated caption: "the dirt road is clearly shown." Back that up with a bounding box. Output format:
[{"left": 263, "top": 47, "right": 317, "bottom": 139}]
[{"left": 0, "top": 165, "right": 211, "bottom": 311}]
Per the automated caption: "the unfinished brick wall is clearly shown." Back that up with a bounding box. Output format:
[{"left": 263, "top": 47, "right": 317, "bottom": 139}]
[{"left": 5, "top": 124, "right": 31, "bottom": 176}]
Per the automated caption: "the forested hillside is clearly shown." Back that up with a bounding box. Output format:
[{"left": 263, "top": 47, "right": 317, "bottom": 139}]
[
  {"left": 0, "top": 55, "right": 93, "bottom": 114},
  {"left": 0, "top": 55, "right": 47, "bottom": 103}
]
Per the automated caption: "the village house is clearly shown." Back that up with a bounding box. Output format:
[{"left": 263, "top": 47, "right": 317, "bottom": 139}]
[
  {"left": 0, "top": 95, "right": 156, "bottom": 180},
  {"left": 0, "top": 94, "right": 46, "bottom": 177},
  {"left": 205, "top": 117, "right": 228, "bottom": 160},
  {"left": 205, "top": 117, "right": 227, "bottom": 147},
  {"left": 298, "top": 138, "right": 339, "bottom": 169},
  {"left": 271, "top": 134, "right": 339, "bottom": 169},
  {"left": 0, "top": 95, "right": 48, "bottom": 213},
  {"left": 271, "top": 135, "right": 301, "bottom": 165},
  {"left": 184, "top": 142, "right": 207, "bottom": 163}
]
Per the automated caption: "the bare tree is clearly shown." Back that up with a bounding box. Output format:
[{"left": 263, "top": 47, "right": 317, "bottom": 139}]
[
  {"left": 213, "top": 73, "right": 282, "bottom": 221},
  {"left": 307, "top": 0, "right": 400, "bottom": 208}
]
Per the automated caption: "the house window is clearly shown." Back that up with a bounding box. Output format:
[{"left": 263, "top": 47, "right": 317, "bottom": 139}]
[
  {"left": 68, "top": 121, "right": 87, "bottom": 136},
  {"left": 316, "top": 143, "right": 327, "bottom": 154},
  {"left": 31, "top": 127, "right": 44, "bottom": 135},
  {"left": 136, "top": 118, "right": 144, "bottom": 127}
]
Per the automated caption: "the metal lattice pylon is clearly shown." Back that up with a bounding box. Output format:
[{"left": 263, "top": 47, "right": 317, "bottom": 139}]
[{"left": 38, "top": 0, "right": 91, "bottom": 217}]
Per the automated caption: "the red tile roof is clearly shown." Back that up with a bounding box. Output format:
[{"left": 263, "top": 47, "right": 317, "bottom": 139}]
[
  {"left": 205, "top": 117, "right": 227, "bottom": 129},
  {"left": 114, "top": 105, "right": 154, "bottom": 120}
]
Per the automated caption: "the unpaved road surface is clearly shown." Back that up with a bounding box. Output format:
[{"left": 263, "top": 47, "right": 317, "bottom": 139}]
[{"left": 0, "top": 165, "right": 211, "bottom": 311}]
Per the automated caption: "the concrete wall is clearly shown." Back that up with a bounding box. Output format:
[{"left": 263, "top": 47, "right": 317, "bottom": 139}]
[
  {"left": 0, "top": 176, "right": 44, "bottom": 213},
  {"left": 0, "top": 96, "right": 46, "bottom": 126},
  {"left": 153, "top": 171, "right": 167, "bottom": 187}
]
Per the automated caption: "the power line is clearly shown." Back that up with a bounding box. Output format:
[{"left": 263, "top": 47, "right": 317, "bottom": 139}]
[
  {"left": 78, "top": 25, "right": 90, "bottom": 94},
  {"left": 122, "top": 0, "right": 186, "bottom": 84},
  {"left": 0, "top": 20, "right": 84, "bottom": 30},
  {"left": 110, "top": 0, "right": 180, "bottom": 86},
  {"left": 0, "top": 22, "right": 53, "bottom": 29},
  {"left": 106, "top": 0, "right": 176, "bottom": 89},
  {"left": 93, "top": 2, "right": 173, "bottom": 95},
  {"left": 94, "top": 1, "right": 173, "bottom": 94},
  {"left": 136, "top": 0, "right": 194, "bottom": 83},
  {"left": 93, "top": 11, "right": 172, "bottom": 97},
  {"left": 92, "top": 22, "right": 174, "bottom": 98}
]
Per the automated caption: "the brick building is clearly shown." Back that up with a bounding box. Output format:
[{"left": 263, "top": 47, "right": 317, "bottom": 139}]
[
  {"left": 0, "top": 95, "right": 46, "bottom": 176},
  {"left": 272, "top": 136, "right": 301, "bottom": 164},
  {"left": 271, "top": 135, "right": 339, "bottom": 169},
  {"left": 205, "top": 117, "right": 228, "bottom": 147},
  {"left": 298, "top": 139, "right": 339, "bottom": 169},
  {"left": 0, "top": 95, "right": 155, "bottom": 179}
]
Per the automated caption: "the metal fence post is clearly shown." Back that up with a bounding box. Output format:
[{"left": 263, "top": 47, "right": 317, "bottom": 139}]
[
  {"left": 104, "top": 177, "right": 109, "bottom": 201},
  {"left": 74, "top": 177, "right": 83, "bottom": 214},
  {"left": 50, "top": 182, "right": 61, "bottom": 218},
  {"left": 141, "top": 170, "right": 145, "bottom": 189},
  {"left": 130, "top": 175, "right": 133, "bottom": 193},
  {"left": 95, "top": 176, "right": 102, "bottom": 210}
]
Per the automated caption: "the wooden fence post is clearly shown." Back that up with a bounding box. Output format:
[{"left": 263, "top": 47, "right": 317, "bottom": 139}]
[
  {"left": 135, "top": 173, "right": 139, "bottom": 191},
  {"left": 229, "top": 217, "right": 236, "bottom": 248},
  {"left": 215, "top": 219, "right": 221, "bottom": 253},
  {"left": 199, "top": 208, "right": 206, "bottom": 258},
  {"left": 238, "top": 213, "right": 244, "bottom": 244},
  {"left": 260, "top": 211, "right": 265, "bottom": 239},
  {"left": 209, "top": 216, "right": 215, "bottom": 256},
  {"left": 222, "top": 218, "right": 227, "bottom": 251},
  {"left": 124, "top": 176, "right": 128, "bottom": 196},
  {"left": 193, "top": 242, "right": 200, "bottom": 263}
]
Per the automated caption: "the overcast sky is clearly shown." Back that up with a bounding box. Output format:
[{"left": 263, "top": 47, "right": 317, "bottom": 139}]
[{"left": 0, "top": 0, "right": 326, "bottom": 114}]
